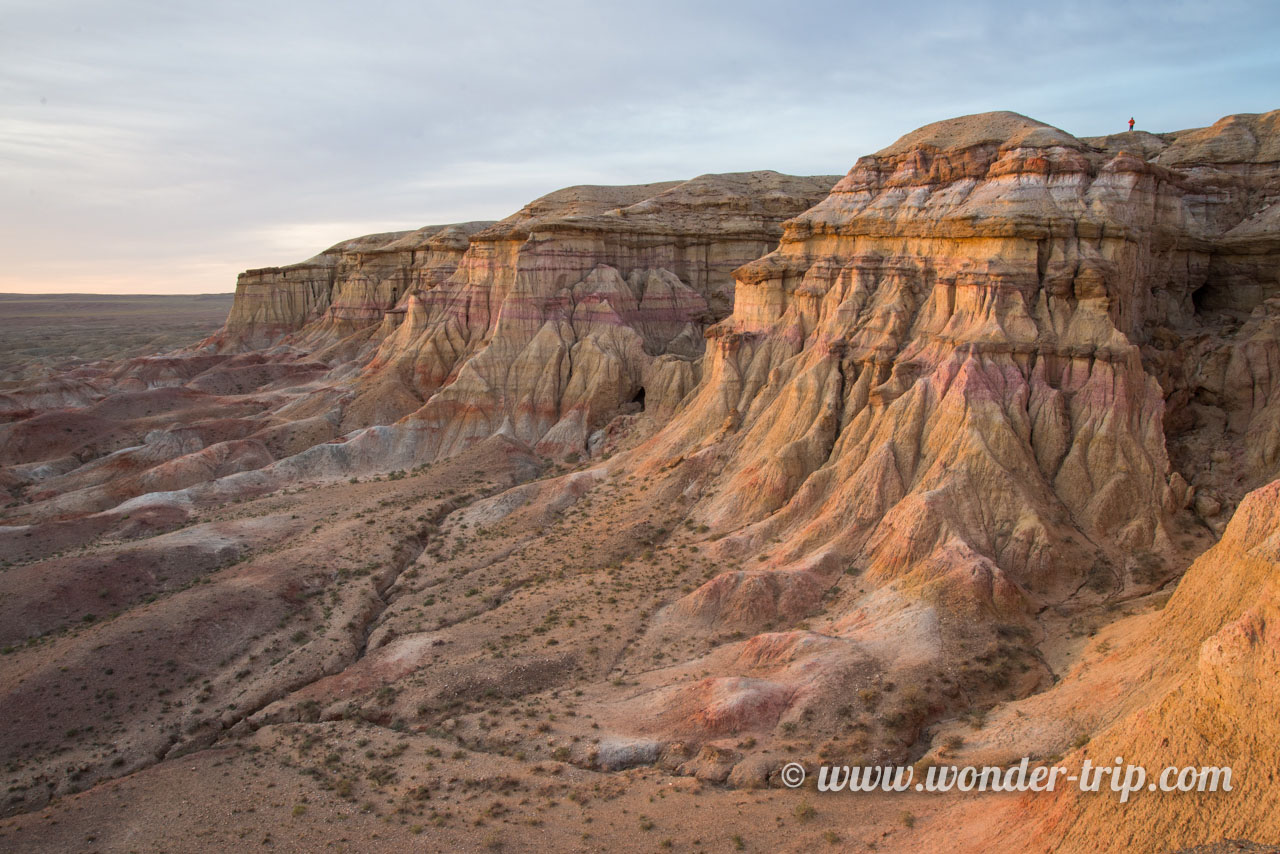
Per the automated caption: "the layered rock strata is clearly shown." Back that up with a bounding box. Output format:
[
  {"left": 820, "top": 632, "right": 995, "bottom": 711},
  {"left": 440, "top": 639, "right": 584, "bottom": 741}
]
[
  {"left": 342, "top": 171, "right": 843, "bottom": 447},
  {"left": 590, "top": 110, "right": 1280, "bottom": 760},
  {"left": 0, "top": 110, "right": 1278, "bottom": 854},
  {"left": 0, "top": 173, "right": 837, "bottom": 520},
  {"left": 213, "top": 222, "right": 494, "bottom": 351}
]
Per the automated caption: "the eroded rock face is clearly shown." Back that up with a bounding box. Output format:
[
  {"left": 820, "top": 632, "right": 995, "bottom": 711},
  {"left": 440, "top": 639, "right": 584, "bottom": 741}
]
[
  {"left": 584, "top": 109, "right": 1280, "bottom": 767},
  {"left": 1, "top": 110, "right": 1278, "bottom": 853},
  {"left": 203, "top": 172, "right": 840, "bottom": 455},
  {"left": 212, "top": 222, "right": 494, "bottom": 352},
  {"left": 662, "top": 108, "right": 1277, "bottom": 580},
  {"left": 937, "top": 475, "right": 1280, "bottom": 854},
  {"left": 1064, "top": 477, "right": 1280, "bottom": 850},
  {"left": 0, "top": 172, "right": 837, "bottom": 522},
  {"left": 346, "top": 171, "right": 842, "bottom": 451}
]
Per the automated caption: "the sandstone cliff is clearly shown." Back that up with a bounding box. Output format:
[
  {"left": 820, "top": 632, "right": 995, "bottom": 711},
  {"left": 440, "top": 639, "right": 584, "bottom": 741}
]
[
  {"left": 1, "top": 110, "right": 1278, "bottom": 854},
  {"left": 212, "top": 171, "right": 840, "bottom": 449},
  {"left": 580, "top": 109, "right": 1280, "bottom": 770},
  {"left": 344, "top": 171, "right": 843, "bottom": 447},
  {"left": 0, "top": 172, "right": 836, "bottom": 523},
  {"left": 653, "top": 108, "right": 1278, "bottom": 576},
  {"left": 929, "top": 475, "right": 1280, "bottom": 853},
  {"left": 213, "top": 221, "right": 494, "bottom": 351}
]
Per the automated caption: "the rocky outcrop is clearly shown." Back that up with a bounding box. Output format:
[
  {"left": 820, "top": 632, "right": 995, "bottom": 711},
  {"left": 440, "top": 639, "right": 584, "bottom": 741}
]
[
  {"left": 1061, "top": 476, "right": 1280, "bottom": 850},
  {"left": 0, "top": 172, "right": 838, "bottom": 521},
  {"left": 206, "top": 172, "right": 839, "bottom": 448},
  {"left": 664, "top": 108, "right": 1276, "bottom": 572},
  {"left": 1, "top": 109, "right": 1278, "bottom": 854},
  {"left": 943, "top": 475, "right": 1280, "bottom": 854},
  {"left": 591, "top": 109, "right": 1280, "bottom": 756},
  {"left": 211, "top": 222, "right": 494, "bottom": 351},
  {"left": 343, "top": 171, "right": 842, "bottom": 445}
]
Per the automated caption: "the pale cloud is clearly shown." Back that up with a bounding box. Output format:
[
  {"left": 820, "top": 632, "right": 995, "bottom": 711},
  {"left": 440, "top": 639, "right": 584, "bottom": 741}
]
[{"left": 0, "top": 0, "right": 1277, "bottom": 294}]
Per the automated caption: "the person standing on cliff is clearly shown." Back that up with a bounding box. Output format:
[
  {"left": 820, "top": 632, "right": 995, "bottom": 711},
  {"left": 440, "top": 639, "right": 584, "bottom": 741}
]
[{"left": 1129, "top": 117, "right": 1135, "bottom": 131}]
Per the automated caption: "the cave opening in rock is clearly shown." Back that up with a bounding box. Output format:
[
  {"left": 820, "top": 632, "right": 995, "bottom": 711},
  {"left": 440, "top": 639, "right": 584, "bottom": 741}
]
[
  {"left": 631, "top": 387, "right": 646, "bottom": 410},
  {"left": 1192, "top": 279, "right": 1225, "bottom": 315}
]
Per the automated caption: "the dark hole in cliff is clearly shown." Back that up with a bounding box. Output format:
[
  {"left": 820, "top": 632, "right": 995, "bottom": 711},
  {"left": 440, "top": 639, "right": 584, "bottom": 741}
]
[
  {"left": 1191, "top": 271, "right": 1271, "bottom": 316},
  {"left": 631, "top": 387, "right": 646, "bottom": 410},
  {"left": 1192, "top": 279, "right": 1225, "bottom": 314}
]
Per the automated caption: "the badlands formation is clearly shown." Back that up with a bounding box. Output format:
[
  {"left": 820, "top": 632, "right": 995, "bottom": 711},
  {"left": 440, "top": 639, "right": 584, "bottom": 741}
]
[{"left": 1, "top": 111, "right": 1279, "bottom": 853}]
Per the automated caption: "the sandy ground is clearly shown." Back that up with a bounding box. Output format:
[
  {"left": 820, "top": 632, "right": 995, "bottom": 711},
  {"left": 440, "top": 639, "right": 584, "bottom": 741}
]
[{"left": 0, "top": 294, "right": 233, "bottom": 380}]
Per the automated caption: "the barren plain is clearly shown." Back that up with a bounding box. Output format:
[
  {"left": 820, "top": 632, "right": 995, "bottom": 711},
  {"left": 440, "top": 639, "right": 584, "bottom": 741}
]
[{"left": 0, "top": 294, "right": 235, "bottom": 382}]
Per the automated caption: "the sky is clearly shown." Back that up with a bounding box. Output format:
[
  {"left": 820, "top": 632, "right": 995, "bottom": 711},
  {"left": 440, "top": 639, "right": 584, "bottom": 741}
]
[{"left": 2, "top": 0, "right": 1278, "bottom": 295}]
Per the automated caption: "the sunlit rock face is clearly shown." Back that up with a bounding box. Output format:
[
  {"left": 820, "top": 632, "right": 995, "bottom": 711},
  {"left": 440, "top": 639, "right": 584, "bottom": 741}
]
[
  {"left": 600, "top": 110, "right": 1280, "bottom": 758},
  {"left": 349, "top": 171, "right": 843, "bottom": 451},
  {"left": 212, "top": 172, "right": 839, "bottom": 454},
  {"left": 659, "top": 109, "right": 1279, "bottom": 567},
  {"left": 1, "top": 111, "right": 1278, "bottom": 853},
  {"left": 942, "top": 475, "right": 1280, "bottom": 854}
]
